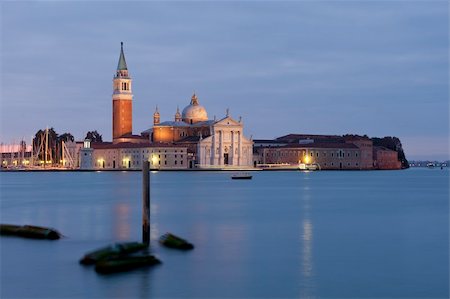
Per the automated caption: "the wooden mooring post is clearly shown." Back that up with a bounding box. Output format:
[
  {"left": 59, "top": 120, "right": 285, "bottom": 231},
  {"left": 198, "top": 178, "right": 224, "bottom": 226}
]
[{"left": 142, "top": 161, "right": 150, "bottom": 246}]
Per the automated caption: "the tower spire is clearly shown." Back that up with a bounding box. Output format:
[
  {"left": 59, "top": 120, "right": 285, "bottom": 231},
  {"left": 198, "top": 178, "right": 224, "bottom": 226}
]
[{"left": 117, "top": 42, "right": 128, "bottom": 71}]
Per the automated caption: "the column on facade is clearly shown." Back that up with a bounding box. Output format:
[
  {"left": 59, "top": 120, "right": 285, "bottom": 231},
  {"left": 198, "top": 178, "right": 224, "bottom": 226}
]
[
  {"left": 218, "top": 130, "right": 223, "bottom": 165},
  {"left": 230, "top": 131, "right": 235, "bottom": 166},
  {"left": 238, "top": 131, "right": 242, "bottom": 166},
  {"left": 210, "top": 132, "right": 215, "bottom": 165}
]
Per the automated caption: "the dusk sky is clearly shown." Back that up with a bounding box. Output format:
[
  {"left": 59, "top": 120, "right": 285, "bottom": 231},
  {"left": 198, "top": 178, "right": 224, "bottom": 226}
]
[{"left": 1, "top": 1, "right": 448, "bottom": 160}]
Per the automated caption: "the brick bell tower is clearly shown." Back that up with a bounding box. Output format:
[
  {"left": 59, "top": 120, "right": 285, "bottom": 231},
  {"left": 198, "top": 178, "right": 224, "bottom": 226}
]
[{"left": 112, "top": 42, "right": 133, "bottom": 142}]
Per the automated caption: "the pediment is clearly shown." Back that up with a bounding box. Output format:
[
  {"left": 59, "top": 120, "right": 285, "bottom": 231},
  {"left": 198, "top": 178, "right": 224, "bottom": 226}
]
[{"left": 214, "top": 116, "right": 242, "bottom": 127}]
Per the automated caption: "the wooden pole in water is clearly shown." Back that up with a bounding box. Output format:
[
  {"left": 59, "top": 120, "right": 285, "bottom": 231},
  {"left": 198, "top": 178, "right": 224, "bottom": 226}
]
[{"left": 142, "top": 161, "right": 150, "bottom": 246}]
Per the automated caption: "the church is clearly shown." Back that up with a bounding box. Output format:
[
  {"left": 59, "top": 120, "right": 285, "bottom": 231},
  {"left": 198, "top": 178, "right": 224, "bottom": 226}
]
[
  {"left": 143, "top": 93, "right": 254, "bottom": 169},
  {"left": 80, "top": 42, "right": 254, "bottom": 170}
]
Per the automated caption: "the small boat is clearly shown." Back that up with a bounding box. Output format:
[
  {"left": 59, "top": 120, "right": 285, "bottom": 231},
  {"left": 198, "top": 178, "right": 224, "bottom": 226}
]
[
  {"left": 159, "top": 233, "right": 194, "bottom": 250},
  {"left": 79, "top": 242, "right": 147, "bottom": 265},
  {"left": 0, "top": 224, "right": 61, "bottom": 240},
  {"left": 95, "top": 255, "right": 161, "bottom": 274},
  {"left": 299, "top": 163, "right": 320, "bottom": 171},
  {"left": 231, "top": 172, "right": 252, "bottom": 180},
  {"left": 427, "top": 163, "right": 435, "bottom": 168}
]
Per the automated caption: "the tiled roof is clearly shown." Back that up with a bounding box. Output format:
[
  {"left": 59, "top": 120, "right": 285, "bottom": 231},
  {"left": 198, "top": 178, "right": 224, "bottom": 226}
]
[
  {"left": 276, "top": 134, "right": 343, "bottom": 142},
  {"left": 281, "top": 143, "right": 358, "bottom": 149},
  {"left": 253, "top": 139, "right": 287, "bottom": 145},
  {"left": 176, "top": 136, "right": 201, "bottom": 143},
  {"left": 152, "top": 119, "right": 214, "bottom": 128},
  {"left": 91, "top": 142, "right": 185, "bottom": 150},
  {"left": 155, "top": 121, "right": 190, "bottom": 127}
]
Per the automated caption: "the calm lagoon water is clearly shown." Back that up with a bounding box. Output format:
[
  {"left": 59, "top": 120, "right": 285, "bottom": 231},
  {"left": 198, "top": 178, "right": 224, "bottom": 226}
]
[{"left": 0, "top": 169, "right": 448, "bottom": 298}]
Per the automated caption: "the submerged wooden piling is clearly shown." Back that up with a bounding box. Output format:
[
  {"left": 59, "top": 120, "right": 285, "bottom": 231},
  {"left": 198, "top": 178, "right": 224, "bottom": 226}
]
[
  {"left": 142, "top": 161, "right": 150, "bottom": 246},
  {"left": 0, "top": 224, "right": 61, "bottom": 240}
]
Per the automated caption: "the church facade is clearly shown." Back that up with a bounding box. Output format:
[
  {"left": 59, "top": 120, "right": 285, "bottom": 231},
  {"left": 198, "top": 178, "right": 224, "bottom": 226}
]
[{"left": 145, "top": 94, "right": 254, "bottom": 169}]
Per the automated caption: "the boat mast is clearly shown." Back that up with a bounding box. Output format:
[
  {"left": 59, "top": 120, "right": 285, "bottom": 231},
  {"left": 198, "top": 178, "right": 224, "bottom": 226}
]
[
  {"left": 62, "top": 140, "right": 65, "bottom": 168},
  {"left": 30, "top": 136, "right": 34, "bottom": 167}
]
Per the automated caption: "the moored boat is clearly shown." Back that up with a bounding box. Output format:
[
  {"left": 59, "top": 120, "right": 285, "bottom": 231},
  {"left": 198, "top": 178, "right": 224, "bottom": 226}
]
[
  {"left": 231, "top": 172, "right": 252, "bottom": 180},
  {"left": 159, "top": 233, "right": 194, "bottom": 250}
]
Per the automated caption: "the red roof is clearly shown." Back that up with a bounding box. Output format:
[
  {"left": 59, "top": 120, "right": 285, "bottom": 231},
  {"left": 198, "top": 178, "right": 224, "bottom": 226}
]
[
  {"left": 281, "top": 143, "right": 359, "bottom": 149},
  {"left": 91, "top": 142, "right": 186, "bottom": 149}
]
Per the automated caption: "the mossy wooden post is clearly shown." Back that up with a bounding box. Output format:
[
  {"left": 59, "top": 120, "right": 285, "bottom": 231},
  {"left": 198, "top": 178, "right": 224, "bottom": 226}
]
[{"left": 142, "top": 161, "right": 150, "bottom": 246}]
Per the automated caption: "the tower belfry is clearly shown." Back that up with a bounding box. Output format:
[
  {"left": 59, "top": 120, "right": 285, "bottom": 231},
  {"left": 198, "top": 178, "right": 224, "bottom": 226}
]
[{"left": 112, "top": 42, "right": 133, "bottom": 142}]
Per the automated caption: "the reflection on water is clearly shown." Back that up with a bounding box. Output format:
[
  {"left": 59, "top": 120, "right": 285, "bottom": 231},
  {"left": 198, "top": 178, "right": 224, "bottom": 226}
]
[
  {"left": 300, "top": 184, "right": 316, "bottom": 298},
  {"left": 302, "top": 219, "right": 313, "bottom": 277},
  {"left": 114, "top": 203, "right": 131, "bottom": 240},
  {"left": 0, "top": 170, "right": 448, "bottom": 299}
]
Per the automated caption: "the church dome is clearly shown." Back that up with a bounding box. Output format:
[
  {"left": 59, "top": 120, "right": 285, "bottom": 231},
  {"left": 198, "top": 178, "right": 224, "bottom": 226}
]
[{"left": 182, "top": 94, "right": 208, "bottom": 124}]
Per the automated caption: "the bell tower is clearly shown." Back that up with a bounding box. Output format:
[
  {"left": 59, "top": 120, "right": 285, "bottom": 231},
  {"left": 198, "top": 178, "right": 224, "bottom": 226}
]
[{"left": 112, "top": 42, "right": 133, "bottom": 142}]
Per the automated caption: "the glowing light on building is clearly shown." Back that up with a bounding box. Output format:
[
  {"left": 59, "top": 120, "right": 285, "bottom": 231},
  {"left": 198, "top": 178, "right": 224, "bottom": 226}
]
[{"left": 304, "top": 155, "right": 311, "bottom": 164}]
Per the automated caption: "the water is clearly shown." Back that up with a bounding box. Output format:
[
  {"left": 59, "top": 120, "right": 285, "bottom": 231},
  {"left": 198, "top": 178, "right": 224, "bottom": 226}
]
[{"left": 0, "top": 169, "right": 448, "bottom": 298}]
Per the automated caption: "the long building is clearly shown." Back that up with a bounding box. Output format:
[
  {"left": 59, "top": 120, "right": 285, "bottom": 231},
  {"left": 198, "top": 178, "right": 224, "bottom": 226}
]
[{"left": 254, "top": 134, "right": 401, "bottom": 170}]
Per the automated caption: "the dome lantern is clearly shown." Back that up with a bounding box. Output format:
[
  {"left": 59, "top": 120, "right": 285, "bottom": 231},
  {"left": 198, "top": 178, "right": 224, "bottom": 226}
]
[{"left": 182, "top": 93, "right": 208, "bottom": 124}]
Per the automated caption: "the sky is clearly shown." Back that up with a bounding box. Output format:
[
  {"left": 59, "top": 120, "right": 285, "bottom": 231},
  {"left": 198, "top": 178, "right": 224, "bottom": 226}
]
[{"left": 0, "top": 1, "right": 448, "bottom": 161}]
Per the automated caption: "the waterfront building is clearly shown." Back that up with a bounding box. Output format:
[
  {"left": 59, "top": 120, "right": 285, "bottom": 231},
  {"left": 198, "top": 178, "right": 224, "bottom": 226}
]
[
  {"left": 80, "top": 140, "right": 187, "bottom": 170},
  {"left": 143, "top": 94, "right": 254, "bottom": 169},
  {"left": 89, "top": 42, "right": 253, "bottom": 170},
  {"left": 255, "top": 142, "right": 361, "bottom": 170},
  {"left": 254, "top": 134, "right": 401, "bottom": 170},
  {"left": 0, "top": 143, "right": 32, "bottom": 168}
]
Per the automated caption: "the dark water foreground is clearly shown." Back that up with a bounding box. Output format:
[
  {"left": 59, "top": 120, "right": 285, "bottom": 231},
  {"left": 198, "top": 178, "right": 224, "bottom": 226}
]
[{"left": 0, "top": 169, "right": 448, "bottom": 298}]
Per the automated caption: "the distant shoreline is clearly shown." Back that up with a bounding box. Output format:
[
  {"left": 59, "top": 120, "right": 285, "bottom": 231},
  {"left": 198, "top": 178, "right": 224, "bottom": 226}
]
[{"left": 0, "top": 168, "right": 417, "bottom": 173}]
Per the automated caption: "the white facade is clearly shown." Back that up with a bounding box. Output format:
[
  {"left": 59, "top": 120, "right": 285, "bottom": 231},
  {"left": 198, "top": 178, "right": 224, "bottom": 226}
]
[{"left": 197, "top": 116, "right": 253, "bottom": 168}]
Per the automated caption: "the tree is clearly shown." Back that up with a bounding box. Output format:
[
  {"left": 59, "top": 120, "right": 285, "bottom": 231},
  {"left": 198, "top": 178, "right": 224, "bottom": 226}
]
[
  {"left": 85, "top": 130, "right": 103, "bottom": 143},
  {"left": 58, "top": 133, "right": 74, "bottom": 143}
]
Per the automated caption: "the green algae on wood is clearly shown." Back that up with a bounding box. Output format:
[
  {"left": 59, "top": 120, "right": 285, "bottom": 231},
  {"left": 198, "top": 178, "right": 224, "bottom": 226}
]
[
  {"left": 0, "top": 224, "right": 61, "bottom": 240},
  {"left": 159, "top": 233, "right": 194, "bottom": 250},
  {"left": 79, "top": 242, "right": 147, "bottom": 265},
  {"left": 95, "top": 255, "right": 161, "bottom": 274}
]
